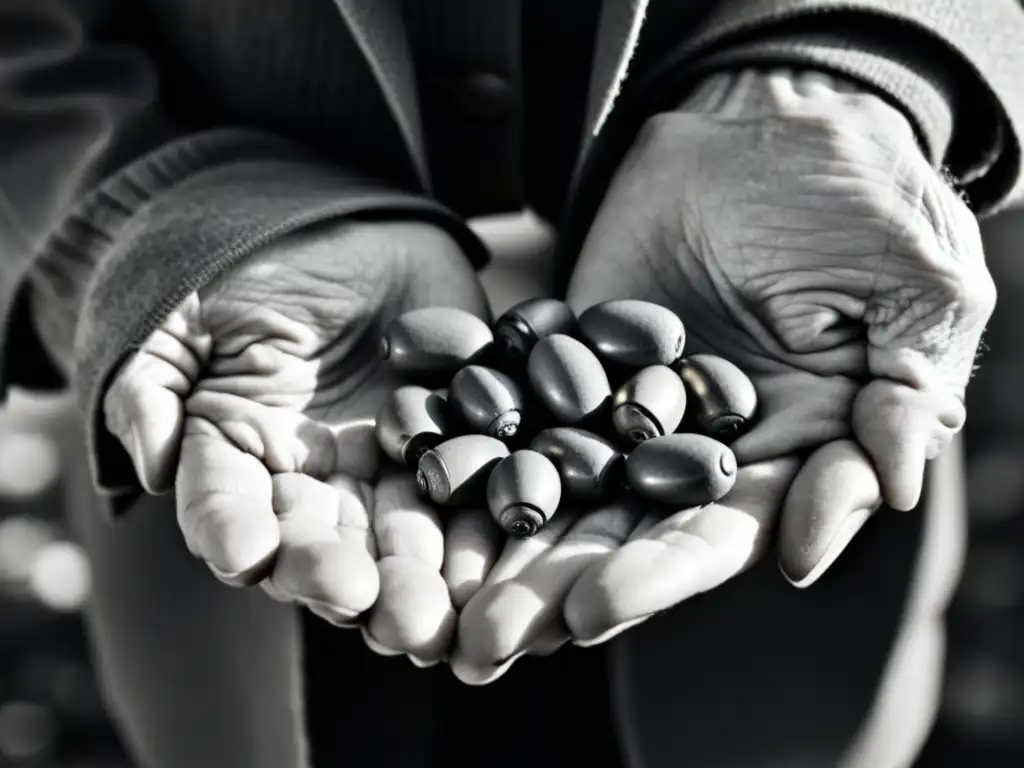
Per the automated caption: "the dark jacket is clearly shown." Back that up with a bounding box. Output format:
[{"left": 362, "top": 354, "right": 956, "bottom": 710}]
[{"left": 2, "top": 1, "right": 1022, "bottom": 766}]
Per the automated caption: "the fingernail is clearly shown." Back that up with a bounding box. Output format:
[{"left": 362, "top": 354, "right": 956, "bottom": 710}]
[
  {"left": 359, "top": 625, "right": 402, "bottom": 657},
  {"left": 409, "top": 655, "right": 441, "bottom": 669},
  {"left": 492, "top": 650, "right": 527, "bottom": 668},
  {"left": 528, "top": 636, "right": 570, "bottom": 657},
  {"left": 306, "top": 600, "right": 360, "bottom": 626},
  {"left": 208, "top": 563, "right": 259, "bottom": 588},
  {"left": 129, "top": 423, "right": 153, "bottom": 494},
  {"left": 782, "top": 508, "right": 873, "bottom": 589},
  {"left": 450, "top": 654, "right": 509, "bottom": 686},
  {"left": 572, "top": 615, "right": 651, "bottom": 648}
]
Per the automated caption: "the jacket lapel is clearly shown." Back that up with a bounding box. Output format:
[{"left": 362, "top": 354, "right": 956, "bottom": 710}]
[
  {"left": 583, "top": 0, "right": 652, "bottom": 148},
  {"left": 329, "top": 0, "right": 432, "bottom": 191},
  {"left": 330, "top": 0, "right": 648, "bottom": 190}
]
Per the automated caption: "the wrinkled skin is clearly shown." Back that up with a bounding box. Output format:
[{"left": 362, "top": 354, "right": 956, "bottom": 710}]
[
  {"left": 450, "top": 70, "right": 995, "bottom": 684},
  {"left": 103, "top": 220, "right": 498, "bottom": 666}
]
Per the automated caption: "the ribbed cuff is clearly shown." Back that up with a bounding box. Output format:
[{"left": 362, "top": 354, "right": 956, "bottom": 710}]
[
  {"left": 675, "top": 41, "right": 958, "bottom": 171},
  {"left": 633, "top": 0, "right": 1020, "bottom": 212}
]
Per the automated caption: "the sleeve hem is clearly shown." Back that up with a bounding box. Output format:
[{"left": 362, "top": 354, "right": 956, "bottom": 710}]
[
  {"left": 623, "top": 2, "right": 1023, "bottom": 211},
  {"left": 62, "top": 155, "right": 486, "bottom": 512}
]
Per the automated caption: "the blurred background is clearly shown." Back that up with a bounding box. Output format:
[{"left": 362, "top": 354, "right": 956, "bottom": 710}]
[{"left": 0, "top": 207, "right": 1022, "bottom": 767}]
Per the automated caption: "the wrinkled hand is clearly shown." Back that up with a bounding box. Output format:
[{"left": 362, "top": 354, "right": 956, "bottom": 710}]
[
  {"left": 102, "top": 220, "right": 494, "bottom": 666},
  {"left": 451, "top": 69, "right": 994, "bottom": 684}
]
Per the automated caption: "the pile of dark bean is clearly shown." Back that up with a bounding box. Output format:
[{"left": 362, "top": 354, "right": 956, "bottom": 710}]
[{"left": 375, "top": 298, "right": 758, "bottom": 539}]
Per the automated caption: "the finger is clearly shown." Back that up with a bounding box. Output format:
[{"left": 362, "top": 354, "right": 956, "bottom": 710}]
[
  {"left": 185, "top": 389, "right": 340, "bottom": 480},
  {"left": 442, "top": 509, "right": 504, "bottom": 610},
  {"left": 528, "top": 625, "right": 572, "bottom": 657},
  {"left": 565, "top": 458, "right": 799, "bottom": 646},
  {"left": 626, "top": 513, "right": 660, "bottom": 542},
  {"left": 460, "top": 504, "right": 636, "bottom": 666},
  {"left": 448, "top": 512, "right": 576, "bottom": 684},
  {"left": 855, "top": 172, "right": 990, "bottom": 511},
  {"left": 104, "top": 296, "right": 210, "bottom": 493},
  {"left": 730, "top": 371, "right": 858, "bottom": 465},
  {"left": 396, "top": 223, "right": 493, "bottom": 322},
  {"left": 370, "top": 557, "right": 454, "bottom": 667},
  {"left": 365, "top": 474, "right": 453, "bottom": 665},
  {"left": 778, "top": 439, "right": 883, "bottom": 588},
  {"left": 373, "top": 473, "right": 444, "bottom": 567},
  {"left": 482, "top": 511, "right": 579, "bottom": 587},
  {"left": 452, "top": 502, "right": 636, "bottom": 686},
  {"left": 265, "top": 473, "right": 379, "bottom": 622},
  {"left": 852, "top": 380, "right": 965, "bottom": 511},
  {"left": 330, "top": 419, "right": 382, "bottom": 482},
  {"left": 176, "top": 420, "right": 279, "bottom": 586}
]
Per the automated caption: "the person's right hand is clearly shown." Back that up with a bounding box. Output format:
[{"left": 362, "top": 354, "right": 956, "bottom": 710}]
[
  {"left": 449, "top": 70, "right": 994, "bottom": 684},
  {"left": 101, "top": 220, "right": 493, "bottom": 665}
]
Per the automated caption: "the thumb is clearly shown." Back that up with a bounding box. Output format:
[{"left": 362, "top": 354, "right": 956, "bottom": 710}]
[
  {"left": 103, "top": 294, "right": 211, "bottom": 494},
  {"left": 852, "top": 380, "right": 965, "bottom": 511},
  {"left": 779, "top": 439, "right": 882, "bottom": 588}
]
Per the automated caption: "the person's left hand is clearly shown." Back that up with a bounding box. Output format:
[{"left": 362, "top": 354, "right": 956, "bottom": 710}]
[{"left": 448, "top": 69, "right": 994, "bottom": 684}]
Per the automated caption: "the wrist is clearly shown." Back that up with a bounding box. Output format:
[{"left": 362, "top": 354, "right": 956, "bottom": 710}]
[{"left": 676, "top": 68, "right": 918, "bottom": 146}]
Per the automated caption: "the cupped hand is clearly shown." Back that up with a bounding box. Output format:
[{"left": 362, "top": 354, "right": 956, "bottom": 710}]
[
  {"left": 450, "top": 69, "right": 994, "bottom": 684},
  {"left": 102, "top": 219, "right": 493, "bottom": 665}
]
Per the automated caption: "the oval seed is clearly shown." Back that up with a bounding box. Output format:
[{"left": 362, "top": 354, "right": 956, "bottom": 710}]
[
  {"left": 529, "top": 427, "right": 624, "bottom": 500},
  {"left": 448, "top": 365, "right": 525, "bottom": 440},
  {"left": 493, "top": 298, "right": 577, "bottom": 359},
  {"left": 487, "top": 450, "right": 563, "bottom": 538},
  {"left": 578, "top": 299, "right": 685, "bottom": 367},
  {"left": 416, "top": 435, "right": 509, "bottom": 506},
  {"left": 375, "top": 386, "right": 450, "bottom": 466},
  {"left": 677, "top": 354, "right": 757, "bottom": 443},
  {"left": 381, "top": 307, "right": 492, "bottom": 377},
  {"left": 626, "top": 433, "right": 737, "bottom": 507},
  {"left": 612, "top": 365, "right": 687, "bottom": 445},
  {"left": 527, "top": 334, "right": 611, "bottom": 424}
]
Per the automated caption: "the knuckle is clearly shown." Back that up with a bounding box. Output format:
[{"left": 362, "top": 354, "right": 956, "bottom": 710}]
[
  {"left": 620, "top": 113, "right": 678, "bottom": 176},
  {"left": 930, "top": 269, "right": 970, "bottom": 311},
  {"left": 102, "top": 384, "right": 128, "bottom": 438},
  {"left": 968, "top": 266, "right": 998, "bottom": 318},
  {"left": 105, "top": 353, "right": 142, "bottom": 401},
  {"left": 161, "top": 292, "right": 203, "bottom": 336},
  {"left": 295, "top": 421, "right": 339, "bottom": 478},
  {"left": 635, "top": 112, "right": 675, "bottom": 147},
  {"left": 234, "top": 342, "right": 284, "bottom": 373},
  {"left": 856, "top": 379, "right": 904, "bottom": 416}
]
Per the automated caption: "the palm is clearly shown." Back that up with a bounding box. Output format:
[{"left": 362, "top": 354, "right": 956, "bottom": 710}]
[
  {"left": 184, "top": 223, "right": 416, "bottom": 483},
  {"left": 586, "top": 242, "right": 861, "bottom": 468}
]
